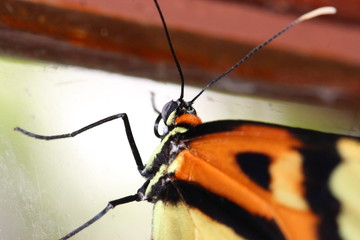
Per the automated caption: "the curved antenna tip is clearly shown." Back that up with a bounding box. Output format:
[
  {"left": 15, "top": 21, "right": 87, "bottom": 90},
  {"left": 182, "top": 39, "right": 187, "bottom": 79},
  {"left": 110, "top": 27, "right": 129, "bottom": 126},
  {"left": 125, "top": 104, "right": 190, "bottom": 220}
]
[
  {"left": 298, "top": 7, "right": 337, "bottom": 22},
  {"left": 190, "top": 6, "right": 337, "bottom": 104}
]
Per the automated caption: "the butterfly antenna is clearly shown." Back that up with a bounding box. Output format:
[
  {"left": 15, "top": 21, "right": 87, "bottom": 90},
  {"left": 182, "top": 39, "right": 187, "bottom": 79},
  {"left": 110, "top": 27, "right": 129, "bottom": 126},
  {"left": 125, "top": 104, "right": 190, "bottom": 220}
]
[
  {"left": 189, "top": 6, "right": 336, "bottom": 104},
  {"left": 154, "top": 0, "right": 185, "bottom": 100}
]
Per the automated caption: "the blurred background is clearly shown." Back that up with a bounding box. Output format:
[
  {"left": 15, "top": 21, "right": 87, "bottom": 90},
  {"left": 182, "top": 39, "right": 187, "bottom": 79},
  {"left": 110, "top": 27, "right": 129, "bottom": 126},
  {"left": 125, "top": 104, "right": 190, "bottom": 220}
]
[{"left": 0, "top": 0, "right": 359, "bottom": 239}]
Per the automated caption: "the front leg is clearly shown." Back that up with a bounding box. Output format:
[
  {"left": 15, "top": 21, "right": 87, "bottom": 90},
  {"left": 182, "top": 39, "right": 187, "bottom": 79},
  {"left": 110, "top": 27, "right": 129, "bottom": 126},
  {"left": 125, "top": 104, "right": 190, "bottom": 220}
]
[{"left": 15, "top": 113, "right": 145, "bottom": 172}]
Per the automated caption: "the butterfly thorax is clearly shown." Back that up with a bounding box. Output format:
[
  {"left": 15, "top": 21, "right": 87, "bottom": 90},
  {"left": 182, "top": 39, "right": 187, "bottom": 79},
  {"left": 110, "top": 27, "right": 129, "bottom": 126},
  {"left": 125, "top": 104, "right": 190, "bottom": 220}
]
[{"left": 139, "top": 100, "right": 202, "bottom": 202}]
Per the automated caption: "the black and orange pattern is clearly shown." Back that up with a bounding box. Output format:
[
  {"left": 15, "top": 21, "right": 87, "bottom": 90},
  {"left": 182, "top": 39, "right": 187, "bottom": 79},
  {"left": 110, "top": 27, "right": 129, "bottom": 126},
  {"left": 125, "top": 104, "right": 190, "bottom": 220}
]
[{"left": 146, "top": 115, "right": 359, "bottom": 239}]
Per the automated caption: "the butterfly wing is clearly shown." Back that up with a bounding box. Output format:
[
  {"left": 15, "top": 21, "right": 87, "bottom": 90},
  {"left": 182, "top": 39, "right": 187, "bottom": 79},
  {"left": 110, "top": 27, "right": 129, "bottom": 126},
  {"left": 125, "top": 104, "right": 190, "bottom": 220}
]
[
  {"left": 152, "top": 120, "right": 360, "bottom": 240},
  {"left": 153, "top": 200, "right": 244, "bottom": 240}
]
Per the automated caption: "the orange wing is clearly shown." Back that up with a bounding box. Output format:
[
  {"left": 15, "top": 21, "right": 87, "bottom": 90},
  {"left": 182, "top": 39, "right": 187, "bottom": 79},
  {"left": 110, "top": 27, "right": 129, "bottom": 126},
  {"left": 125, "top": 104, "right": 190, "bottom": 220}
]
[{"left": 165, "top": 120, "right": 359, "bottom": 240}]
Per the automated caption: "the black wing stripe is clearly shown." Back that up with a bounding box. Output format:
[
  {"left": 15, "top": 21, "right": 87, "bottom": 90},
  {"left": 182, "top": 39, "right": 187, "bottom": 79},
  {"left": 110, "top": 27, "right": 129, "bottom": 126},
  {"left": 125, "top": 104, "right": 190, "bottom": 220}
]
[
  {"left": 236, "top": 152, "right": 271, "bottom": 190},
  {"left": 157, "top": 180, "right": 286, "bottom": 240},
  {"left": 297, "top": 135, "right": 342, "bottom": 240}
]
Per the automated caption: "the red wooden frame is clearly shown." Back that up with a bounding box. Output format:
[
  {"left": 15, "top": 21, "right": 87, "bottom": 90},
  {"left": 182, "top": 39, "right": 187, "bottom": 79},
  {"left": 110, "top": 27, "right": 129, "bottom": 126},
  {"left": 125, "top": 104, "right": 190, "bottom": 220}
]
[{"left": 0, "top": 0, "right": 359, "bottom": 108}]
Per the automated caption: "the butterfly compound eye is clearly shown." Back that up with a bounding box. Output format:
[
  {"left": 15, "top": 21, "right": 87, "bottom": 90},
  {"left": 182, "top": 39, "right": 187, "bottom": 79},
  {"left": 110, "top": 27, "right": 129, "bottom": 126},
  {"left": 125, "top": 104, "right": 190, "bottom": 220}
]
[{"left": 161, "top": 100, "right": 179, "bottom": 124}]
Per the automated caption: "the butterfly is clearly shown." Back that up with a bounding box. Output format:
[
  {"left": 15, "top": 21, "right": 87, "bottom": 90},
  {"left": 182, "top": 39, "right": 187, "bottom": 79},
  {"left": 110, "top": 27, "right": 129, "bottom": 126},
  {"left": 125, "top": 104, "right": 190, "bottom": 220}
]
[{"left": 14, "top": 1, "right": 360, "bottom": 240}]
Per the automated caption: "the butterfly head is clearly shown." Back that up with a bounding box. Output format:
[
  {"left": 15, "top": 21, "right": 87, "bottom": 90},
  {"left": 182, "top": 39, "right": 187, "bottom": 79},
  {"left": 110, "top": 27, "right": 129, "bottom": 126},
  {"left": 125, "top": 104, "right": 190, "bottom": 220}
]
[
  {"left": 161, "top": 99, "right": 196, "bottom": 125},
  {"left": 154, "top": 98, "right": 200, "bottom": 138}
]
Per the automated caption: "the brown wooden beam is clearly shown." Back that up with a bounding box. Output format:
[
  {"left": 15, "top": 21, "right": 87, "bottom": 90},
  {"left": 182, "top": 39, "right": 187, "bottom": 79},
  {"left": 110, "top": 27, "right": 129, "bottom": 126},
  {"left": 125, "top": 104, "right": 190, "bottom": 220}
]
[{"left": 0, "top": 0, "right": 359, "bottom": 109}]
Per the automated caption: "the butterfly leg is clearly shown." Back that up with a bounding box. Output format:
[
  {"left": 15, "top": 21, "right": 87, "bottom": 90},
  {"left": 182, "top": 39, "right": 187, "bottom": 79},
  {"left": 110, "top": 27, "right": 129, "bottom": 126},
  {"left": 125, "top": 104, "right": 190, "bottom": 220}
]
[
  {"left": 59, "top": 193, "right": 140, "bottom": 240},
  {"left": 151, "top": 91, "right": 161, "bottom": 114},
  {"left": 14, "top": 113, "right": 145, "bottom": 172}
]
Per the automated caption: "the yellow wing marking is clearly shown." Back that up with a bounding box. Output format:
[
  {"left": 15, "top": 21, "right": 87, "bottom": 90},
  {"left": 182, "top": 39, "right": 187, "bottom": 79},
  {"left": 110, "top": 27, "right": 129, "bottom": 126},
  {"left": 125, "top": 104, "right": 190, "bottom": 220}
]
[
  {"left": 331, "top": 138, "right": 360, "bottom": 240},
  {"left": 271, "top": 150, "right": 308, "bottom": 210},
  {"left": 152, "top": 201, "right": 243, "bottom": 240}
]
